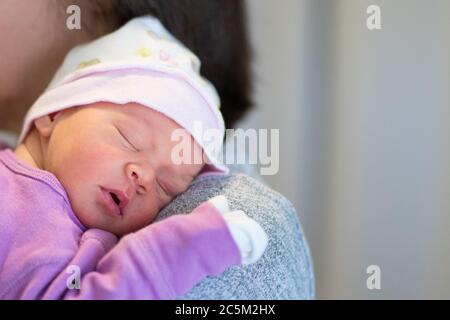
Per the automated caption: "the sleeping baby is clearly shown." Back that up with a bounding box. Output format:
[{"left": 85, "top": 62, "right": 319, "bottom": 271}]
[{"left": 0, "top": 16, "right": 267, "bottom": 299}]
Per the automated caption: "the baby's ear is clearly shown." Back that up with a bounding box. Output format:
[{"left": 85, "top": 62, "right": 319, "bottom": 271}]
[{"left": 34, "top": 112, "right": 59, "bottom": 138}]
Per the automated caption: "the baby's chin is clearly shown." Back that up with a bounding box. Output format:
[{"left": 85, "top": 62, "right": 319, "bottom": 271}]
[
  {"left": 69, "top": 199, "right": 121, "bottom": 236},
  {"left": 67, "top": 188, "right": 156, "bottom": 237},
  {"left": 76, "top": 212, "right": 126, "bottom": 237},
  {"left": 74, "top": 207, "right": 148, "bottom": 237}
]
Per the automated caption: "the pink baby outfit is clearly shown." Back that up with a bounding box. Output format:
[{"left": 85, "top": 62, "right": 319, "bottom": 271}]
[{"left": 0, "top": 147, "right": 240, "bottom": 299}]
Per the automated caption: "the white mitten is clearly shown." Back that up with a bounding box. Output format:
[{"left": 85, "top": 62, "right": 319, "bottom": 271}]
[{"left": 208, "top": 195, "right": 268, "bottom": 265}]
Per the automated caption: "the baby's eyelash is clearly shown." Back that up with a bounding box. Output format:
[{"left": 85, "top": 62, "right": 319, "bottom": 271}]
[
  {"left": 116, "top": 127, "right": 138, "bottom": 151},
  {"left": 157, "top": 179, "right": 171, "bottom": 197}
]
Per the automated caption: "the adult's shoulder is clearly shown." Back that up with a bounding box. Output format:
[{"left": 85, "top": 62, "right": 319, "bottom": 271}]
[{"left": 157, "top": 173, "right": 315, "bottom": 299}]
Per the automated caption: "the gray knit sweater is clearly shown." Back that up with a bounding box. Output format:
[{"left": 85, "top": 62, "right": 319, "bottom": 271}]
[
  {"left": 0, "top": 133, "right": 314, "bottom": 299},
  {"left": 156, "top": 173, "right": 315, "bottom": 299}
]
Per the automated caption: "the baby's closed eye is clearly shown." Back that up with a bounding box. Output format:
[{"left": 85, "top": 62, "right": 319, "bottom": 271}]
[
  {"left": 161, "top": 178, "right": 189, "bottom": 198},
  {"left": 156, "top": 178, "right": 172, "bottom": 198},
  {"left": 115, "top": 126, "right": 139, "bottom": 152}
]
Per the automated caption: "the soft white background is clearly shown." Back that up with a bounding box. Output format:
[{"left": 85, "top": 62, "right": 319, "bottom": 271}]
[{"left": 243, "top": 0, "right": 450, "bottom": 299}]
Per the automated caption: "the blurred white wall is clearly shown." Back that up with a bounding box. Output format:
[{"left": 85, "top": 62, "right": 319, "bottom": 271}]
[{"left": 244, "top": 0, "right": 450, "bottom": 299}]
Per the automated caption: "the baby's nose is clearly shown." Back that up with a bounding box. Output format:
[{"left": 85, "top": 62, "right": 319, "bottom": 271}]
[{"left": 126, "top": 163, "right": 155, "bottom": 195}]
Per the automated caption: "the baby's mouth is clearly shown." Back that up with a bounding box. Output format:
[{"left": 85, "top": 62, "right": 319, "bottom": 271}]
[
  {"left": 110, "top": 192, "right": 121, "bottom": 206},
  {"left": 100, "top": 187, "right": 129, "bottom": 217}
]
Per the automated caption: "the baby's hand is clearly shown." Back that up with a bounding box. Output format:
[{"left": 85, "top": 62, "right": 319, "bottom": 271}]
[{"left": 208, "top": 195, "right": 268, "bottom": 265}]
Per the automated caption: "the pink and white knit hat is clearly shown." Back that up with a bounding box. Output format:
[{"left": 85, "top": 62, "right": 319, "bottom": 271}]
[{"left": 19, "top": 16, "right": 228, "bottom": 173}]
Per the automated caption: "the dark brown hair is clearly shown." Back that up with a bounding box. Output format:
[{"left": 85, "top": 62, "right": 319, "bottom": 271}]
[{"left": 97, "top": 0, "right": 254, "bottom": 128}]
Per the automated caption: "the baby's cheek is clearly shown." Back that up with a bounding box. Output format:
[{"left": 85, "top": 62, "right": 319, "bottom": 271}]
[
  {"left": 57, "top": 144, "right": 119, "bottom": 197},
  {"left": 74, "top": 143, "right": 117, "bottom": 173},
  {"left": 130, "top": 199, "right": 160, "bottom": 230}
]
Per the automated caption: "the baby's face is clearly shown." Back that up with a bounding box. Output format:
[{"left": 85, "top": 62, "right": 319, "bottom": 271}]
[{"left": 41, "top": 102, "right": 204, "bottom": 236}]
